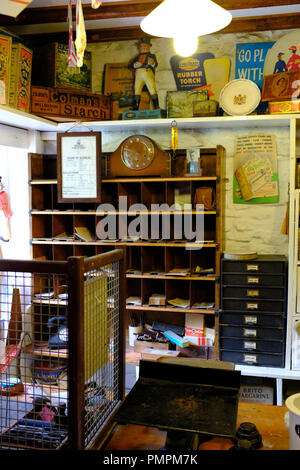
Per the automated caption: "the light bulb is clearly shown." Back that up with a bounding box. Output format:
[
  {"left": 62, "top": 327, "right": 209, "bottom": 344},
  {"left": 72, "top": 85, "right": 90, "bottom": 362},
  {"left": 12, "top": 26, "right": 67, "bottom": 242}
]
[{"left": 173, "top": 35, "right": 198, "bottom": 57}]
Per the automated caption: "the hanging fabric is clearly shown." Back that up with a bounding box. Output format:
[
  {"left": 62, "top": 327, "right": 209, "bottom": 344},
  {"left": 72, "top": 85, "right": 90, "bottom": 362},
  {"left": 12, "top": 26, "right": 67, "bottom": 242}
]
[
  {"left": 67, "top": 0, "right": 78, "bottom": 67},
  {"left": 75, "top": 0, "right": 87, "bottom": 68},
  {"left": 0, "top": 177, "right": 12, "bottom": 242}
]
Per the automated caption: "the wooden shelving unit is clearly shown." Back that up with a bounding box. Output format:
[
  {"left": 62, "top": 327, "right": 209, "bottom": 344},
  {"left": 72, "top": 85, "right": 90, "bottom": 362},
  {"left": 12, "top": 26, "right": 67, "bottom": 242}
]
[{"left": 29, "top": 145, "right": 225, "bottom": 358}]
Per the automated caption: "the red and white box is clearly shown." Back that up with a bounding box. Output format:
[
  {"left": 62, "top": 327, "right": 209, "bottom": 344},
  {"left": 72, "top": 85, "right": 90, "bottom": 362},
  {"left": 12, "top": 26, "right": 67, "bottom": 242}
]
[{"left": 185, "top": 313, "right": 204, "bottom": 338}]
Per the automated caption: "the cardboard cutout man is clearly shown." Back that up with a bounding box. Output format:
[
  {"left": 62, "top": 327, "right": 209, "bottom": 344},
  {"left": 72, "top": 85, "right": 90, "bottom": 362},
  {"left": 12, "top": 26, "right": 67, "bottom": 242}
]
[{"left": 129, "top": 37, "right": 159, "bottom": 110}]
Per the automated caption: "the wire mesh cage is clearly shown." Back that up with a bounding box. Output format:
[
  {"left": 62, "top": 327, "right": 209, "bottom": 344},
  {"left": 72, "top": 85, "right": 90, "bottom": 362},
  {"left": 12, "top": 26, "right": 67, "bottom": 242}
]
[{"left": 0, "top": 250, "right": 125, "bottom": 450}]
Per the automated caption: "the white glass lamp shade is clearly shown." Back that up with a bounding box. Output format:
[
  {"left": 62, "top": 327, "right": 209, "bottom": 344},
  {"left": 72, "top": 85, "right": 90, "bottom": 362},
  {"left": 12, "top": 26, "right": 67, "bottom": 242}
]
[{"left": 140, "top": 0, "right": 232, "bottom": 39}]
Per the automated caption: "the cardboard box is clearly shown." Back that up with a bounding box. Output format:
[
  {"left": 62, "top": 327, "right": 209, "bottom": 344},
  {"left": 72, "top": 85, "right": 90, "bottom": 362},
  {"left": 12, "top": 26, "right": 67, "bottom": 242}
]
[
  {"left": 167, "top": 89, "right": 208, "bottom": 118},
  {"left": 134, "top": 339, "right": 169, "bottom": 353},
  {"left": 185, "top": 313, "right": 204, "bottom": 338},
  {"left": 104, "top": 62, "right": 152, "bottom": 120},
  {"left": 9, "top": 43, "right": 32, "bottom": 112},
  {"left": 0, "top": 34, "right": 12, "bottom": 105},
  {"left": 32, "top": 43, "right": 92, "bottom": 92},
  {"left": 31, "top": 86, "right": 111, "bottom": 122},
  {"left": 141, "top": 348, "right": 180, "bottom": 361},
  {"left": 149, "top": 294, "right": 166, "bottom": 306},
  {"left": 176, "top": 344, "right": 214, "bottom": 359}
]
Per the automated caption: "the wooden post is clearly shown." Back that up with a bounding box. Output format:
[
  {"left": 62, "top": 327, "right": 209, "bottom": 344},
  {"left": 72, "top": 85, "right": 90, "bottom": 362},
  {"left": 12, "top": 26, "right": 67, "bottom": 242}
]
[
  {"left": 6, "top": 288, "right": 22, "bottom": 346},
  {"left": 67, "top": 256, "right": 85, "bottom": 450}
]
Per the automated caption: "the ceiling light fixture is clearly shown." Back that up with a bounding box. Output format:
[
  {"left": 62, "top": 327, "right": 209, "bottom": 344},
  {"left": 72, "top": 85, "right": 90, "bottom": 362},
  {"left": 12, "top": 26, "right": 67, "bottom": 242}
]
[{"left": 140, "top": 0, "right": 232, "bottom": 57}]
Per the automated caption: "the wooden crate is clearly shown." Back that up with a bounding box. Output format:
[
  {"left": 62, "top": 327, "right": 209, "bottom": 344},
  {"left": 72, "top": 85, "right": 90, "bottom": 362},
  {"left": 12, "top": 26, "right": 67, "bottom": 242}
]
[
  {"left": 31, "top": 86, "right": 111, "bottom": 121},
  {"left": 32, "top": 43, "right": 92, "bottom": 92}
]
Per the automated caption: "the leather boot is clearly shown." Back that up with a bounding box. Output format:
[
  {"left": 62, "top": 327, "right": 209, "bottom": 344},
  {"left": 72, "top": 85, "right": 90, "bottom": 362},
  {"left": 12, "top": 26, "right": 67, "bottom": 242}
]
[
  {"left": 133, "top": 94, "right": 140, "bottom": 110},
  {"left": 151, "top": 94, "right": 159, "bottom": 109}
]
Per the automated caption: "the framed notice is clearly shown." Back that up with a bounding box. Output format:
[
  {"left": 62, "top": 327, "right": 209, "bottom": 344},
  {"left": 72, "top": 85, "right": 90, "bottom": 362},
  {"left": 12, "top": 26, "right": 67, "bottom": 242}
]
[{"left": 57, "top": 132, "right": 101, "bottom": 203}]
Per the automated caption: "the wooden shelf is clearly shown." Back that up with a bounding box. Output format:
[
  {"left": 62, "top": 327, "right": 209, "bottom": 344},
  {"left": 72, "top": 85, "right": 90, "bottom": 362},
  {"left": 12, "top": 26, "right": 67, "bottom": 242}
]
[
  {"left": 38, "top": 114, "right": 298, "bottom": 137},
  {"left": 30, "top": 179, "right": 57, "bottom": 185},
  {"left": 32, "top": 297, "right": 67, "bottom": 306},
  {"left": 24, "top": 343, "right": 68, "bottom": 359},
  {"left": 103, "top": 176, "right": 218, "bottom": 183},
  {"left": 126, "top": 305, "right": 215, "bottom": 314},
  {"left": 31, "top": 210, "right": 217, "bottom": 215},
  {"left": 31, "top": 239, "right": 218, "bottom": 247},
  {"left": 126, "top": 273, "right": 216, "bottom": 281},
  {"left": 29, "top": 144, "right": 224, "bottom": 360}
]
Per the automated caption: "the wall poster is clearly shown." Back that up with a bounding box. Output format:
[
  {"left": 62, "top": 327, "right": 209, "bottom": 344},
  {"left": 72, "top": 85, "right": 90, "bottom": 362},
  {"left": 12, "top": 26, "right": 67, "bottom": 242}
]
[
  {"left": 233, "top": 134, "right": 279, "bottom": 204},
  {"left": 57, "top": 131, "right": 101, "bottom": 203}
]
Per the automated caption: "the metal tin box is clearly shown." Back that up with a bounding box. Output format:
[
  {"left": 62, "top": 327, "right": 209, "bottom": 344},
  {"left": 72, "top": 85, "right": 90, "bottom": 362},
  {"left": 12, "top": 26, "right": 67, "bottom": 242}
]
[{"left": 167, "top": 89, "right": 208, "bottom": 118}]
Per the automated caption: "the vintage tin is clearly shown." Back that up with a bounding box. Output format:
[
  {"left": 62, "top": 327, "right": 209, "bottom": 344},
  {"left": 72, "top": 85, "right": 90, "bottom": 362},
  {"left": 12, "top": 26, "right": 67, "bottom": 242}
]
[
  {"left": 268, "top": 99, "right": 300, "bottom": 114},
  {"left": 31, "top": 86, "right": 111, "bottom": 121},
  {"left": 193, "top": 99, "right": 218, "bottom": 117},
  {"left": 32, "top": 43, "right": 92, "bottom": 92},
  {"left": 0, "top": 34, "right": 12, "bottom": 105},
  {"left": 9, "top": 43, "right": 32, "bottom": 112},
  {"left": 122, "top": 109, "right": 165, "bottom": 120},
  {"left": 167, "top": 89, "right": 208, "bottom": 118}
]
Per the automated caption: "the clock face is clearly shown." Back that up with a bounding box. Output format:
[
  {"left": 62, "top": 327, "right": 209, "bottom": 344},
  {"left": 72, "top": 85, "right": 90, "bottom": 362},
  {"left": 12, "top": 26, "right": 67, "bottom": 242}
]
[{"left": 121, "top": 136, "right": 155, "bottom": 170}]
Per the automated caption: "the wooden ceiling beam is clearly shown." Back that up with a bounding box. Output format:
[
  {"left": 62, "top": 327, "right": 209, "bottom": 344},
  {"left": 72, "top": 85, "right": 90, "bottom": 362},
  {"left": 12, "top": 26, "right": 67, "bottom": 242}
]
[
  {"left": 0, "top": 1, "right": 162, "bottom": 26},
  {"left": 21, "top": 12, "right": 300, "bottom": 46},
  {"left": 0, "top": 0, "right": 299, "bottom": 26}
]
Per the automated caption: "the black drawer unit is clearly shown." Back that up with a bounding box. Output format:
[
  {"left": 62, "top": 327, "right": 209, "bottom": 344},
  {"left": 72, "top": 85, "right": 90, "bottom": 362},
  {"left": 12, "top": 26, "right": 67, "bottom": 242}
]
[{"left": 220, "top": 255, "right": 287, "bottom": 368}]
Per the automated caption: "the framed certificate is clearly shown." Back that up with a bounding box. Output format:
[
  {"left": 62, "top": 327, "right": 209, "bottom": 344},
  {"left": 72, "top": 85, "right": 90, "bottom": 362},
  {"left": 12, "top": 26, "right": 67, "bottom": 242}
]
[{"left": 57, "top": 131, "right": 101, "bottom": 203}]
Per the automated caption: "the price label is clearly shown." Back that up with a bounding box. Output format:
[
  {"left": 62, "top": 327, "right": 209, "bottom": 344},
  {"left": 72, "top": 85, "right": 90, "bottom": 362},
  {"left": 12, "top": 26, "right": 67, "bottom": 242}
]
[
  {"left": 245, "top": 315, "right": 258, "bottom": 324},
  {"left": 247, "top": 302, "right": 258, "bottom": 309},
  {"left": 247, "top": 264, "right": 259, "bottom": 271},
  {"left": 243, "top": 328, "right": 257, "bottom": 337},
  {"left": 247, "top": 289, "right": 259, "bottom": 297},
  {"left": 244, "top": 354, "right": 257, "bottom": 364}
]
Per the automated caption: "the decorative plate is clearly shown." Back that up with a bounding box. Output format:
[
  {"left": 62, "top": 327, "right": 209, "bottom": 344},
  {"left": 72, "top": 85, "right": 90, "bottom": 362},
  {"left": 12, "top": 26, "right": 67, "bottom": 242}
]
[{"left": 219, "top": 79, "right": 261, "bottom": 116}]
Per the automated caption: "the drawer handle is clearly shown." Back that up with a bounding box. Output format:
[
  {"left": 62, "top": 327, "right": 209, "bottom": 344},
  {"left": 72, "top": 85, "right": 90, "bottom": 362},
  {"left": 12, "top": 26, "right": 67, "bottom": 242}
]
[
  {"left": 247, "top": 289, "right": 259, "bottom": 297},
  {"left": 247, "top": 264, "right": 259, "bottom": 271},
  {"left": 244, "top": 353, "right": 257, "bottom": 364},
  {"left": 244, "top": 341, "right": 257, "bottom": 350},
  {"left": 247, "top": 302, "right": 258, "bottom": 309},
  {"left": 247, "top": 276, "right": 259, "bottom": 284},
  {"left": 243, "top": 328, "right": 257, "bottom": 337},
  {"left": 244, "top": 315, "right": 258, "bottom": 325}
]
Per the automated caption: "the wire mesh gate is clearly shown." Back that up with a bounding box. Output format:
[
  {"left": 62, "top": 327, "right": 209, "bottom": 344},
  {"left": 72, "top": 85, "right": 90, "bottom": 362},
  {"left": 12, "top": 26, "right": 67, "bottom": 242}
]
[{"left": 0, "top": 249, "right": 125, "bottom": 450}]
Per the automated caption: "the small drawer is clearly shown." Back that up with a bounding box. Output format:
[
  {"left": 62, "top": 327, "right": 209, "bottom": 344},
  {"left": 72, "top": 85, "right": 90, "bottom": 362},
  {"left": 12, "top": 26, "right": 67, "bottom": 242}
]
[
  {"left": 219, "top": 350, "right": 285, "bottom": 368},
  {"left": 222, "top": 286, "right": 285, "bottom": 300},
  {"left": 222, "top": 299, "right": 285, "bottom": 313},
  {"left": 219, "top": 312, "right": 286, "bottom": 328},
  {"left": 219, "top": 324, "right": 284, "bottom": 341},
  {"left": 222, "top": 259, "right": 286, "bottom": 274},
  {"left": 222, "top": 273, "right": 286, "bottom": 287},
  {"left": 219, "top": 337, "right": 284, "bottom": 354}
]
